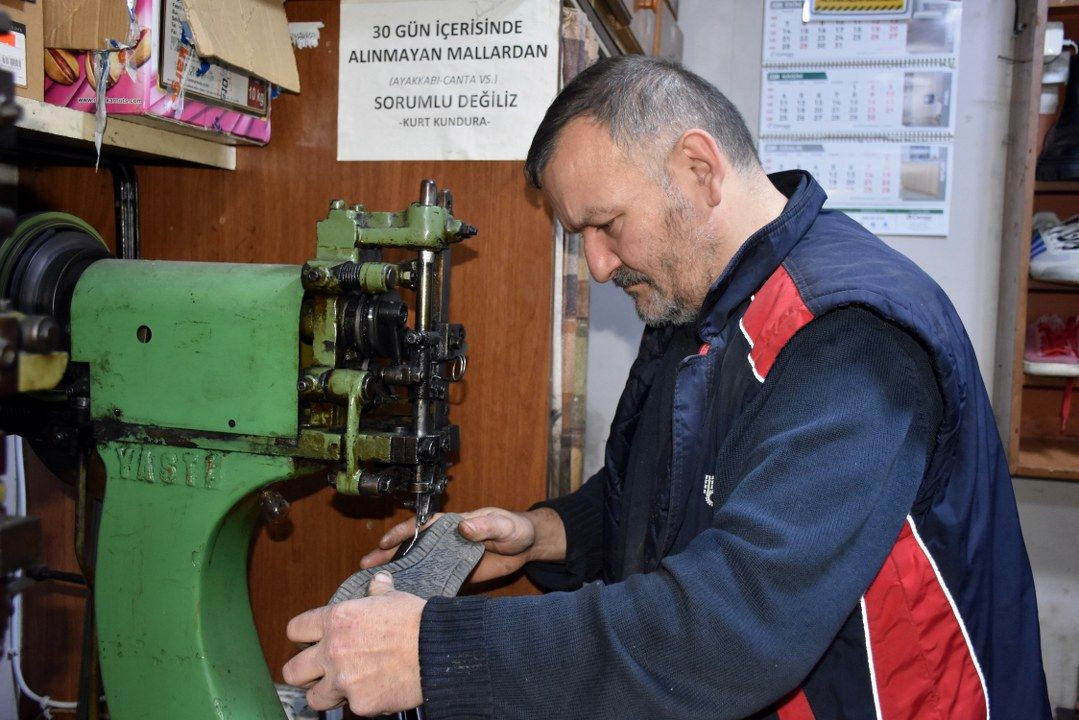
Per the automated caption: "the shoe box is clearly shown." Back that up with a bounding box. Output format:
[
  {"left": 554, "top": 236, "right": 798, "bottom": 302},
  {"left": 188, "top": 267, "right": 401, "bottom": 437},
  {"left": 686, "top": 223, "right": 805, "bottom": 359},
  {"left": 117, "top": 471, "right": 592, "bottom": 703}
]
[
  {"left": 42, "top": 0, "right": 299, "bottom": 145},
  {"left": 0, "top": 0, "right": 43, "bottom": 102}
]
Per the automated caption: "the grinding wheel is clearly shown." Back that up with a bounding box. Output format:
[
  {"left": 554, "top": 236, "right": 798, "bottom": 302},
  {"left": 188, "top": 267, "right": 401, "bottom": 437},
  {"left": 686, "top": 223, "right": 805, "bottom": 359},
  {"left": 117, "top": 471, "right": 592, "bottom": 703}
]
[
  {"left": 0, "top": 213, "right": 110, "bottom": 342},
  {"left": 0, "top": 214, "right": 109, "bottom": 479}
]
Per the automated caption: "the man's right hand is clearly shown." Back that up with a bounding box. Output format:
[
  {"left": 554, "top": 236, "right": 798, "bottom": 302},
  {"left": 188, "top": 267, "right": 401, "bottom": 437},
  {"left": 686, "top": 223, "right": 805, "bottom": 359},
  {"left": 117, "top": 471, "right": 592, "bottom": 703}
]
[{"left": 359, "top": 506, "right": 566, "bottom": 584}]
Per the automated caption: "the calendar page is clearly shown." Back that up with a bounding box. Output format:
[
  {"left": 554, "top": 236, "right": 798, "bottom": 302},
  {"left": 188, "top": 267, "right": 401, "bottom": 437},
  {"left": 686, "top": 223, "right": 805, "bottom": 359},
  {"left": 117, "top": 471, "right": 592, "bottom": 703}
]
[
  {"left": 764, "top": 0, "right": 961, "bottom": 64},
  {"left": 760, "top": 67, "right": 955, "bottom": 136},
  {"left": 759, "top": 0, "right": 962, "bottom": 237},
  {"left": 761, "top": 141, "right": 951, "bottom": 236}
]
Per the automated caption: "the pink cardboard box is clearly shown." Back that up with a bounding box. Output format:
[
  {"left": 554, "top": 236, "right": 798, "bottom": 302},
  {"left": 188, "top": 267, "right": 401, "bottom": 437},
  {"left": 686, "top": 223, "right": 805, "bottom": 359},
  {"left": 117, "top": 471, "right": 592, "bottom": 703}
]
[{"left": 44, "top": 0, "right": 272, "bottom": 145}]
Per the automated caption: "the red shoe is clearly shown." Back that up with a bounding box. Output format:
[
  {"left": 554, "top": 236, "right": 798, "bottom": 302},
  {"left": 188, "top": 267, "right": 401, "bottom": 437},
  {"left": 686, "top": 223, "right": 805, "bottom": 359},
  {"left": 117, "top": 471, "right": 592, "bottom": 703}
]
[{"left": 1024, "top": 314, "right": 1079, "bottom": 376}]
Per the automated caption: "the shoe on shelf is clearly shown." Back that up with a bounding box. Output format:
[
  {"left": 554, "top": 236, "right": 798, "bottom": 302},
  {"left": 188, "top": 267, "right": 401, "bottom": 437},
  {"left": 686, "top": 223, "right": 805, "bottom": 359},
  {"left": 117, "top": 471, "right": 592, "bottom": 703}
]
[
  {"left": 1024, "top": 314, "right": 1079, "bottom": 376},
  {"left": 1033, "top": 210, "right": 1061, "bottom": 235},
  {"left": 1030, "top": 213, "right": 1079, "bottom": 283},
  {"left": 1038, "top": 52, "right": 1079, "bottom": 180}
]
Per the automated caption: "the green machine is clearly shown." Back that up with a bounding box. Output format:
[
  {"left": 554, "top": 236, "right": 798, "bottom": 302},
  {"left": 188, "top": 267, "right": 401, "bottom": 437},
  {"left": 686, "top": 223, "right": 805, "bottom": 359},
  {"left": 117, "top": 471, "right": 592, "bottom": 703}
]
[{"left": 0, "top": 180, "right": 474, "bottom": 718}]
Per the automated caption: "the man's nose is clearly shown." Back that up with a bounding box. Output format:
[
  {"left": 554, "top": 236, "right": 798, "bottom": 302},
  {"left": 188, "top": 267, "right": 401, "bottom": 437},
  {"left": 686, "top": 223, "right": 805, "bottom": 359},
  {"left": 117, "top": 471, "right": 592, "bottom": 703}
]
[{"left": 582, "top": 228, "right": 620, "bottom": 283}]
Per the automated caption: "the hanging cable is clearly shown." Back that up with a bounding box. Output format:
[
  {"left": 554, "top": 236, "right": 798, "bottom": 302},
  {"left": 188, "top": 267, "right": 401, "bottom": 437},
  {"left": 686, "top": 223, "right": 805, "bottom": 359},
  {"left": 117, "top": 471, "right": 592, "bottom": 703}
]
[{"left": 5, "top": 436, "right": 80, "bottom": 717}]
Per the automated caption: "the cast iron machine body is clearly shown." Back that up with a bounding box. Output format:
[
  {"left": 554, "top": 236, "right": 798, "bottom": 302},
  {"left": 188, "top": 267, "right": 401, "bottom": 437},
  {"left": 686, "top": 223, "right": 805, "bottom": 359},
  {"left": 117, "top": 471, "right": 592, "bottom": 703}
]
[{"left": 2, "top": 180, "right": 473, "bottom": 718}]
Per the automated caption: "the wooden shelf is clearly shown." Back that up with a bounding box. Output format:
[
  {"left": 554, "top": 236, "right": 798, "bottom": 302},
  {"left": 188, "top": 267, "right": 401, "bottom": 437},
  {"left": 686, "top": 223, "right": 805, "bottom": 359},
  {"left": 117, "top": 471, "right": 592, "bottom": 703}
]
[
  {"left": 1024, "top": 373, "right": 1079, "bottom": 389},
  {"left": 1034, "top": 181, "right": 1079, "bottom": 192},
  {"left": 994, "top": 0, "right": 1079, "bottom": 483},
  {"left": 1016, "top": 436, "right": 1079, "bottom": 481},
  {"left": 14, "top": 97, "right": 235, "bottom": 170},
  {"left": 1028, "top": 278, "right": 1079, "bottom": 292}
]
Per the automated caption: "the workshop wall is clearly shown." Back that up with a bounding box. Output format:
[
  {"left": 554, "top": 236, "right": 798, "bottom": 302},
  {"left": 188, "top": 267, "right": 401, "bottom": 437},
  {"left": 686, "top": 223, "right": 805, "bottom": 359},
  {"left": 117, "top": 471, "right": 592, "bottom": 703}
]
[{"left": 16, "top": 0, "right": 552, "bottom": 707}]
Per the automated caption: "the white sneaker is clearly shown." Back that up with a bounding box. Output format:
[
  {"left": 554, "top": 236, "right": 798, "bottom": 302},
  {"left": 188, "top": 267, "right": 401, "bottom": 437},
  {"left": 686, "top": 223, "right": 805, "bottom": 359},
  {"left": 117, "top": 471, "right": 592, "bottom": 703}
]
[{"left": 1031, "top": 212, "right": 1079, "bottom": 283}]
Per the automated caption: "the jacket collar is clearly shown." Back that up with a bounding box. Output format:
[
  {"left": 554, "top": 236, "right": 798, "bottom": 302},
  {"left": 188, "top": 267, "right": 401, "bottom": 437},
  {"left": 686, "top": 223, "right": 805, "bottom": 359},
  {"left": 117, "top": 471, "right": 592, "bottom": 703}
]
[{"left": 697, "top": 170, "right": 826, "bottom": 342}]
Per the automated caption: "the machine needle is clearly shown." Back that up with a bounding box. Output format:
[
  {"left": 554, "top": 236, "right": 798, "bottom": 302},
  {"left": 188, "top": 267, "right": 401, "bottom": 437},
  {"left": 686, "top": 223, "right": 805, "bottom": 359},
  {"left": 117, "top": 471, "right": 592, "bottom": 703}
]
[{"left": 401, "top": 492, "right": 432, "bottom": 555}]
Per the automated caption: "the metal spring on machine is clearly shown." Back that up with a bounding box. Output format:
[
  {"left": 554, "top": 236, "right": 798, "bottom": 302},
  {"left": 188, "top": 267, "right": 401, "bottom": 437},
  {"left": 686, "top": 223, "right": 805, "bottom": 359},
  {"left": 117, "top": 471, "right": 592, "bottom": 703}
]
[{"left": 333, "top": 262, "right": 362, "bottom": 292}]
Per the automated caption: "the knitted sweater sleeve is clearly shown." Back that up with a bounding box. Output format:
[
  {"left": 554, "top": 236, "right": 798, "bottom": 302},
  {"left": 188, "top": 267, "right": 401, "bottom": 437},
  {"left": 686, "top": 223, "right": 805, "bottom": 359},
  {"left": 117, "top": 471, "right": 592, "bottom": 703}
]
[
  {"left": 418, "top": 307, "right": 943, "bottom": 720},
  {"left": 522, "top": 468, "right": 606, "bottom": 591}
]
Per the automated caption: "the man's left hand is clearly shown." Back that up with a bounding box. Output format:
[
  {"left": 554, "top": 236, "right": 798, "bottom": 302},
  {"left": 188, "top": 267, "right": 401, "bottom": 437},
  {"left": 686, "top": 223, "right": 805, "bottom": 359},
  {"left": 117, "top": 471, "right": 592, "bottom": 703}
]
[{"left": 282, "top": 572, "right": 427, "bottom": 715}]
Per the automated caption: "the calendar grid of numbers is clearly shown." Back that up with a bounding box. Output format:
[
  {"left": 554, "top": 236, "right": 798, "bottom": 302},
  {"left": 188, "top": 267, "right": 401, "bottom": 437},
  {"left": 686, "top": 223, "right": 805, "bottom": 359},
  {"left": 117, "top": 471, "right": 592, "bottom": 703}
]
[{"left": 759, "top": 0, "right": 962, "bottom": 237}]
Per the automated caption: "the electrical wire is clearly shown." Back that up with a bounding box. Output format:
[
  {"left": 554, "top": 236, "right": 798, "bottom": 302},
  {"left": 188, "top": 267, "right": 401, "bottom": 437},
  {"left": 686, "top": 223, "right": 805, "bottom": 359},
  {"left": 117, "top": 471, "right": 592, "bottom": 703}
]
[
  {"left": 10, "top": 647, "right": 77, "bottom": 716},
  {"left": 4, "top": 435, "right": 79, "bottom": 717}
]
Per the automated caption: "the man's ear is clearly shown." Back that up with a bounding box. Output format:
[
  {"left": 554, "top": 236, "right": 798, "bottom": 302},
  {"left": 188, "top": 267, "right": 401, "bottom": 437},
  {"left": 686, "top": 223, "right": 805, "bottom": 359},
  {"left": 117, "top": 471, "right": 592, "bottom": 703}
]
[{"left": 669, "top": 129, "right": 726, "bottom": 207}]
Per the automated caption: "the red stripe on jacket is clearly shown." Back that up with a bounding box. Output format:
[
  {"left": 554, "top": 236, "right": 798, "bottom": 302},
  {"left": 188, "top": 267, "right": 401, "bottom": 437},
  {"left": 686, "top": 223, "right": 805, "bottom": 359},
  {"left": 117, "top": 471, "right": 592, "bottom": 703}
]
[
  {"left": 739, "top": 266, "right": 815, "bottom": 382},
  {"left": 775, "top": 689, "right": 815, "bottom": 720},
  {"left": 862, "top": 517, "right": 989, "bottom": 720}
]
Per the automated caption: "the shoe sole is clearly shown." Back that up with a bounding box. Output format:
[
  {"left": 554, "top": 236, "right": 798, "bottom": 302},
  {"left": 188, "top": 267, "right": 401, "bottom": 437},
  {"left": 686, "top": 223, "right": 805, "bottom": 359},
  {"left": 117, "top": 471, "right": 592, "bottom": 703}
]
[
  {"left": 330, "top": 513, "right": 485, "bottom": 603},
  {"left": 1023, "top": 359, "right": 1079, "bottom": 377},
  {"left": 1030, "top": 266, "right": 1079, "bottom": 284}
]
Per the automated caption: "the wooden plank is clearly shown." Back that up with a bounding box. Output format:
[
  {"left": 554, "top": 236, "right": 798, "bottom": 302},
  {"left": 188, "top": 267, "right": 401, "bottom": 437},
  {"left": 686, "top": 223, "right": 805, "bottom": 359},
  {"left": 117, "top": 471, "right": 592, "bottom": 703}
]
[
  {"left": 1017, "top": 436, "right": 1079, "bottom": 480},
  {"left": 1028, "top": 278, "right": 1079, "bottom": 292},
  {"left": 994, "top": 0, "right": 1049, "bottom": 473},
  {"left": 1020, "top": 383, "right": 1079, "bottom": 438},
  {"left": 16, "top": 97, "right": 236, "bottom": 170},
  {"left": 1024, "top": 287, "right": 1079, "bottom": 318},
  {"left": 1034, "top": 180, "right": 1079, "bottom": 191},
  {"left": 1025, "top": 372, "right": 1079, "bottom": 388}
]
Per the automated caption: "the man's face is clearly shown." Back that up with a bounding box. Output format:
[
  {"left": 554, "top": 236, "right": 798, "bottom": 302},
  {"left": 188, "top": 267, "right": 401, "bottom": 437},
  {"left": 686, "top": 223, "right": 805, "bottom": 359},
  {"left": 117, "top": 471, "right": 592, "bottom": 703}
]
[{"left": 540, "top": 118, "right": 717, "bottom": 327}]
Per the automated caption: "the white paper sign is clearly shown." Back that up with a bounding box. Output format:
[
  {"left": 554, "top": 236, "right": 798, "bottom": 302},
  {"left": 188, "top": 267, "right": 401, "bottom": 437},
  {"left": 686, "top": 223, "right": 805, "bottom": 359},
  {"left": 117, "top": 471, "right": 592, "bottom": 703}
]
[{"left": 338, "top": 0, "right": 560, "bottom": 161}]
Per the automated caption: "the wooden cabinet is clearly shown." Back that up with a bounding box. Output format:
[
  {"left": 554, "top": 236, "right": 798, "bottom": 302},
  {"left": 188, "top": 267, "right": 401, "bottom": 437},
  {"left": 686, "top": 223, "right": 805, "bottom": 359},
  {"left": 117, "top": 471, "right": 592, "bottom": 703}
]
[{"left": 995, "top": 0, "right": 1079, "bottom": 480}]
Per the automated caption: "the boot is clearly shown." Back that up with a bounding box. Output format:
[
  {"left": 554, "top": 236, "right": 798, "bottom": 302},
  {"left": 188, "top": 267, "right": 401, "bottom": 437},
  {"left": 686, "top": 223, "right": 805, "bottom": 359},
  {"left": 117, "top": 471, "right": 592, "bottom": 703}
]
[{"left": 1039, "top": 52, "right": 1079, "bottom": 181}]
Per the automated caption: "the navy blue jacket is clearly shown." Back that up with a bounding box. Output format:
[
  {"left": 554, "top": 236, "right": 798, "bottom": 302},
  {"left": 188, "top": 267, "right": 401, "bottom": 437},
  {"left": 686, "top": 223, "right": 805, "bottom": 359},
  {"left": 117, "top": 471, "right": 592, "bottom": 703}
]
[{"left": 419, "top": 171, "right": 1049, "bottom": 719}]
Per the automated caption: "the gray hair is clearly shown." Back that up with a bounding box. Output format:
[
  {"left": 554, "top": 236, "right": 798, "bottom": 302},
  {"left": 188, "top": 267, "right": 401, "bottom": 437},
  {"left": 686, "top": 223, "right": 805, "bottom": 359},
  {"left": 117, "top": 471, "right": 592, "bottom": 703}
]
[{"left": 525, "top": 55, "right": 759, "bottom": 188}]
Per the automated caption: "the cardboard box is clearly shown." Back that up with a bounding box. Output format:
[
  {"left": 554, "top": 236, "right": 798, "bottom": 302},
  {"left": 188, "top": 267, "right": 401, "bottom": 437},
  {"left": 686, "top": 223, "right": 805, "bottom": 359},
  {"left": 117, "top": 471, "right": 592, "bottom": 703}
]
[
  {"left": 43, "top": 0, "right": 299, "bottom": 145},
  {"left": 1, "top": 0, "right": 44, "bottom": 101}
]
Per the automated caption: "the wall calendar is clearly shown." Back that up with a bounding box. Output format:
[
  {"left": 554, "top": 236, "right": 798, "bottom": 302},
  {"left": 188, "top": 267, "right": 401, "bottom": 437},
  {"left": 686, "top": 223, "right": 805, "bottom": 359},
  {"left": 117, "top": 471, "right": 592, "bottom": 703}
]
[{"left": 759, "top": 0, "right": 962, "bottom": 236}]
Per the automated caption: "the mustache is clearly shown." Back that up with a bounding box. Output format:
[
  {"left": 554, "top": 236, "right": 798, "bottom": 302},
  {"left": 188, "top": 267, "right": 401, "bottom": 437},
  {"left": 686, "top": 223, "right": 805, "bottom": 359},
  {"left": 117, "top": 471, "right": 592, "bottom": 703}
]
[{"left": 611, "top": 267, "right": 653, "bottom": 289}]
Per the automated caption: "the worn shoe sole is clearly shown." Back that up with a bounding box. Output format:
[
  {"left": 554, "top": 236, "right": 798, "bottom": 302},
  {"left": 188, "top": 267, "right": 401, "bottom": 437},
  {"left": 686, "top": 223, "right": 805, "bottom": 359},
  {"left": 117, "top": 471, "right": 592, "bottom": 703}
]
[
  {"left": 330, "top": 513, "right": 485, "bottom": 603},
  {"left": 1023, "top": 359, "right": 1079, "bottom": 377},
  {"left": 1029, "top": 265, "right": 1079, "bottom": 284}
]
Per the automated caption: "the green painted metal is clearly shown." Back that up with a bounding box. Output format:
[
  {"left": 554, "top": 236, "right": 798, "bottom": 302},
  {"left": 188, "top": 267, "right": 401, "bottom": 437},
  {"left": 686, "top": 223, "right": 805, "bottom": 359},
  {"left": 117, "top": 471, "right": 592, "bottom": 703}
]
[
  {"left": 310, "top": 295, "right": 341, "bottom": 368},
  {"left": 358, "top": 206, "right": 449, "bottom": 248},
  {"left": 70, "top": 260, "right": 303, "bottom": 438},
  {"left": 356, "top": 432, "right": 394, "bottom": 462},
  {"left": 315, "top": 202, "right": 359, "bottom": 261},
  {"left": 358, "top": 261, "right": 395, "bottom": 292},
  {"left": 316, "top": 202, "right": 461, "bottom": 258},
  {"left": 90, "top": 422, "right": 342, "bottom": 462},
  {"left": 325, "top": 369, "right": 372, "bottom": 493},
  {"left": 95, "top": 442, "right": 302, "bottom": 720},
  {"left": 62, "top": 189, "right": 471, "bottom": 720}
]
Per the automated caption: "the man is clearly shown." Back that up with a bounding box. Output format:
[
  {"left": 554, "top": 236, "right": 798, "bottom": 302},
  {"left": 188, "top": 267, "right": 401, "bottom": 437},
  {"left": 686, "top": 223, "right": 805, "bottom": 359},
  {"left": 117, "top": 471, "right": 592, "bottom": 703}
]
[{"left": 283, "top": 56, "right": 1049, "bottom": 719}]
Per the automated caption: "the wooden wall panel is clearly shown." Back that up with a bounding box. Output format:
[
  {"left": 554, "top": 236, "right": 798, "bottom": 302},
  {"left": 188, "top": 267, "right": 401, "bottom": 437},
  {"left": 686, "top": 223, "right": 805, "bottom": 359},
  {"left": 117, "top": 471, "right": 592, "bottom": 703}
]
[{"left": 15, "top": 0, "right": 552, "bottom": 706}]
